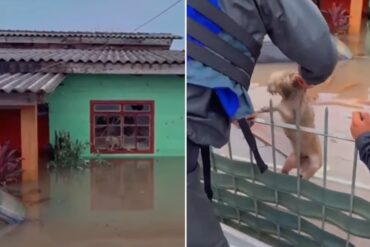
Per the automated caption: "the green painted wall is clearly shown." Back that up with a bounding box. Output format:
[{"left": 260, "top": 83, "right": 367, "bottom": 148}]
[{"left": 47, "top": 74, "right": 185, "bottom": 157}]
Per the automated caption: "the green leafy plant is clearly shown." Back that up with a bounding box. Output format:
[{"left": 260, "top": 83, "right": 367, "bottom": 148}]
[
  {"left": 90, "top": 151, "right": 110, "bottom": 167},
  {"left": 0, "top": 142, "right": 22, "bottom": 187},
  {"left": 47, "top": 131, "right": 89, "bottom": 170}
]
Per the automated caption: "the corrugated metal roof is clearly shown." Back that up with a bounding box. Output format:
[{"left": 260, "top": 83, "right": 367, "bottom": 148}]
[
  {"left": 0, "top": 48, "right": 184, "bottom": 65},
  {"left": 0, "top": 30, "right": 181, "bottom": 40},
  {"left": 0, "top": 73, "right": 65, "bottom": 93}
]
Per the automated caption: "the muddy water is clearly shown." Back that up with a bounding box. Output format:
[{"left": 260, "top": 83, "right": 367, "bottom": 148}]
[
  {"left": 253, "top": 23, "right": 370, "bottom": 101},
  {"left": 0, "top": 158, "right": 184, "bottom": 247}
]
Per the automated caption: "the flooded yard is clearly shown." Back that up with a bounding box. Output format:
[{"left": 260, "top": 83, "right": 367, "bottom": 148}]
[{"left": 0, "top": 158, "right": 184, "bottom": 247}]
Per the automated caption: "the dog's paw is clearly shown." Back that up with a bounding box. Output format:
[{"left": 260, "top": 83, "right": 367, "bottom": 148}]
[
  {"left": 257, "top": 106, "right": 271, "bottom": 113},
  {"left": 267, "top": 82, "right": 279, "bottom": 95}
]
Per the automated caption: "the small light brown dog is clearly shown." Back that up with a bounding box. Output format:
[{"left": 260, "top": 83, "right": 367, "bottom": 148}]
[{"left": 259, "top": 71, "right": 322, "bottom": 179}]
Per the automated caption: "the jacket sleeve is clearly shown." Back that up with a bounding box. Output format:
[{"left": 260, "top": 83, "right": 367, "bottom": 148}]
[
  {"left": 355, "top": 133, "right": 370, "bottom": 172},
  {"left": 256, "top": 0, "right": 338, "bottom": 84}
]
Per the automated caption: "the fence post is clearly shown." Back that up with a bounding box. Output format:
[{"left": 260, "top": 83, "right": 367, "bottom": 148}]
[
  {"left": 321, "top": 107, "right": 329, "bottom": 240},
  {"left": 269, "top": 99, "right": 281, "bottom": 239},
  {"left": 228, "top": 141, "right": 233, "bottom": 160},
  {"left": 294, "top": 107, "right": 302, "bottom": 235},
  {"left": 346, "top": 147, "right": 359, "bottom": 247}
]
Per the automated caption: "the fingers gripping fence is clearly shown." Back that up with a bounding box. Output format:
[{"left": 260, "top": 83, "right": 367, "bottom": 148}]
[{"left": 205, "top": 101, "right": 370, "bottom": 247}]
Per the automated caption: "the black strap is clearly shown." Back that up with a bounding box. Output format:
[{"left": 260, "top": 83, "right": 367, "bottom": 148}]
[
  {"left": 187, "top": 18, "right": 254, "bottom": 74},
  {"left": 238, "top": 118, "right": 268, "bottom": 173},
  {"left": 188, "top": 42, "right": 250, "bottom": 89},
  {"left": 201, "top": 146, "right": 213, "bottom": 201},
  {"left": 200, "top": 120, "right": 268, "bottom": 201},
  {"left": 188, "top": 0, "right": 261, "bottom": 60}
]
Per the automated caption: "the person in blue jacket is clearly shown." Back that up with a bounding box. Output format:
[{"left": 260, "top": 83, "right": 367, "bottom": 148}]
[
  {"left": 351, "top": 112, "right": 370, "bottom": 171},
  {"left": 187, "top": 0, "right": 337, "bottom": 246}
]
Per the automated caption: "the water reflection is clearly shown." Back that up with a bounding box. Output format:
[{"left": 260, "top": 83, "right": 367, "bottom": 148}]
[
  {"left": 91, "top": 159, "right": 154, "bottom": 211},
  {"left": 0, "top": 157, "right": 184, "bottom": 247}
]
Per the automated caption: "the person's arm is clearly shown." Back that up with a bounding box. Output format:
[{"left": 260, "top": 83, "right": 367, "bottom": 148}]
[
  {"left": 256, "top": 0, "right": 338, "bottom": 85},
  {"left": 351, "top": 112, "right": 370, "bottom": 171},
  {"left": 356, "top": 133, "right": 370, "bottom": 171}
]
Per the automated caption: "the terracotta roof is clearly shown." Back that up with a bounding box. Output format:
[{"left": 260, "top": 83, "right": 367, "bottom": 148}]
[
  {"left": 0, "top": 73, "right": 65, "bottom": 93},
  {"left": 0, "top": 48, "right": 184, "bottom": 65},
  {"left": 0, "top": 30, "right": 181, "bottom": 40}
]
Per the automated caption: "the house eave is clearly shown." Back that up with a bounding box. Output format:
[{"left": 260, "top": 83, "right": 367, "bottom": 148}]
[
  {"left": 43, "top": 62, "right": 185, "bottom": 75},
  {"left": 0, "top": 92, "right": 40, "bottom": 106}
]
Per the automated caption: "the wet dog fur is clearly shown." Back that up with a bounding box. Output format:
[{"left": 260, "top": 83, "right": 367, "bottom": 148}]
[{"left": 259, "top": 71, "right": 322, "bottom": 180}]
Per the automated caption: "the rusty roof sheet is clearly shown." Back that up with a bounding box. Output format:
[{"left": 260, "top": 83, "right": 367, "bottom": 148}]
[
  {"left": 0, "top": 30, "right": 181, "bottom": 40},
  {"left": 0, "top": 48, "right": 184, "bottom": 65},
  {"left": 0, "top": 73, "right": 65, "bottom": 93}
]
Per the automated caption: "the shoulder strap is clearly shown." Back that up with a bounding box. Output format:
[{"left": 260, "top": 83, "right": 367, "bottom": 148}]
[
  {"left": 188, "top": 0, "right": 261, "bottom": 59},
  {"left": 187, "top": 0, "right": 262, "bottom": 89},
  {"left": 200, "top": 119, "right": 268, "bottom": 202},
  {"left": 201, "top": 146, "right": 213, "bottom": 201},
  {"left": 188, "top": 18, "right": 255, "bottom": 74},
  {"left": 238, "top": 118, "right": 268, "bottom": 173},
  {"left": 188, "top": 42, "right": 251, "bottom": 89}
]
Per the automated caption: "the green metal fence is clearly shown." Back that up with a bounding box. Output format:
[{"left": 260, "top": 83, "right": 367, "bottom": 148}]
[{"left": 208, "top": 105, "right": 370, "bottom": 247}]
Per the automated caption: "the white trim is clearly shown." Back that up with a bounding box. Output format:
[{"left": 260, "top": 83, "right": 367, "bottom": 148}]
[{"left": 222, "top": 224, "right": 272, "bottom": 247}]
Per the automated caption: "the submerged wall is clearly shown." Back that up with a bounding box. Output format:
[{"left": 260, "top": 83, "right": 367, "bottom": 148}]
[{"left": 47, "top": 74, "right": 184, "bottom": 157}]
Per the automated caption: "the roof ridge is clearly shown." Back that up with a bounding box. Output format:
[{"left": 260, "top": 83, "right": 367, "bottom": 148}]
[{"left": 0, "top": 29, "right": 182, "bottom": 39}]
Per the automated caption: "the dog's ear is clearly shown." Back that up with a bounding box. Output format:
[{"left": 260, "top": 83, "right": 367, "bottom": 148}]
[{"left": 292, "top": 74, "right": 304, "bottom": 88}]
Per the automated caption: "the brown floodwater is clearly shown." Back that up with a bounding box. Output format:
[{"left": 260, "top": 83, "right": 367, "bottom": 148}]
[
  {"left": 253, "top": 23, "right": 370, "bottom": 104},
  {"left": 0, "top": 158, "right": 185, "bottom": 247}
]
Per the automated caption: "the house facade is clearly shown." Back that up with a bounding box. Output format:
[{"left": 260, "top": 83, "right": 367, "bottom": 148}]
[{"left": 0, "top": 30, "right": 184, "bottom": 181}]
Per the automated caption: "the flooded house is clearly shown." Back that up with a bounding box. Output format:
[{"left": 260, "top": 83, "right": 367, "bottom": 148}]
[
  {"left": 0, "top": 30, "right": 185, "bottom": 246},
  {"left": 0, "top": 30, "right": 185, "bottom": 181}
]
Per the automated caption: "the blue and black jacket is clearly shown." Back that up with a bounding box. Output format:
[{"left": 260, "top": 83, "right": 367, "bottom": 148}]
[
  {"left": 187, "top": 0, "right": 338, "bottom": 149},
  {"left": 356, "top": 133, "right": 370, "bottom": 171},
  {"left": 187, "top": 0, "right": 257, "bottom": 119}
]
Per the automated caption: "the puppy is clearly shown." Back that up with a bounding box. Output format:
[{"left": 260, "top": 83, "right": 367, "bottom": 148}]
[
  {"left": 105, "top": 136, "right": 121, "bottom": 151},
  {"left": 259, "top": 71, "right": 322, "bottom": 180}
]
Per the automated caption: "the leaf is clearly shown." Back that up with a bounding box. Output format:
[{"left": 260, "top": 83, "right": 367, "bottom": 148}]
[{"left": 0, "top": 142, "right": 22, "bottom": 186}]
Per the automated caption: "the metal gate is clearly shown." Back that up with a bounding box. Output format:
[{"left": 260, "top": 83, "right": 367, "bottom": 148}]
[{"left": 209, "top": 102, "right": 370, "bottom": 246}]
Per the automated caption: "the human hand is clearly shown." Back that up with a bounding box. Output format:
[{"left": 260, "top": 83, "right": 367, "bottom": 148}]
[{"left": 351, "top": 112, "right": 370, "bottom": 140}]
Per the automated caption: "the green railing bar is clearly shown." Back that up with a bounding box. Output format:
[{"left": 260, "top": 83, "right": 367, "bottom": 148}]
[
  {"left": 212, "top": 173, "right": 370, "bottom": 238},
  {"left": 214, "top": 202, "right": 355, "bottom": 247},
  {"left": 214, "top": 191, "right": 358, "bottom": 246},
  {"left": 212, "top": 154, "right": 370, "bottom": 220}
]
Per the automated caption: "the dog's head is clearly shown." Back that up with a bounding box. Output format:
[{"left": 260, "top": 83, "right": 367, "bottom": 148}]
[{"left": 267, "top": 71, "right": 304, "bottom": 99}]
